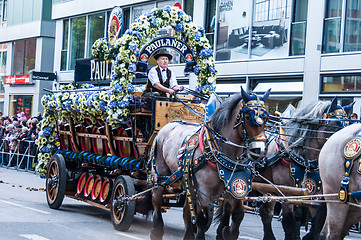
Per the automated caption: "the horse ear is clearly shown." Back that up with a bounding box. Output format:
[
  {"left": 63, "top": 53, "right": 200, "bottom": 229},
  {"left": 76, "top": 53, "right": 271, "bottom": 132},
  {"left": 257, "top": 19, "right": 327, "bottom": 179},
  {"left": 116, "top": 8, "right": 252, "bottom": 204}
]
[
  {"left": 343, "top": 101, "right": 355, "bottom": 115},
  {"left": 328, "top": 96, "right": 338, "bottom": 113},
  {"left": 241, "top": 87, "right": 251, "bottom": 103},
  {"left": 262, "top": 88, "right": 271, "bottom": 102}
]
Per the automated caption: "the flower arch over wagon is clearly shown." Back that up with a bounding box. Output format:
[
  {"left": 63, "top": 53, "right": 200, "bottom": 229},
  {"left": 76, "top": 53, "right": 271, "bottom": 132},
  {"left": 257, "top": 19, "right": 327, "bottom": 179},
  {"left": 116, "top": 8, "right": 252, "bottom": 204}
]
[{"left": 36, "top": 6, "right": 217, "bottom": 177}]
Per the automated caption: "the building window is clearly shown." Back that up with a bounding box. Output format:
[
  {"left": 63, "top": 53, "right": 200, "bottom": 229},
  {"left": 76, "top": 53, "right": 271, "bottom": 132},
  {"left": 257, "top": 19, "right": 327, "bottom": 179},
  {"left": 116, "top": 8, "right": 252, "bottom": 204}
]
[
  {"left": 9, "top": 95, "right": 33, "bottom": 117},
  {"left": 322, "top": 74, "right": 361, "bottom": 92},
  {"left": 344, "top": 0, "right": 361, "bottom": 52},
  {"left": 70, "top": 16, "right": 86, "bottom": 70},
  {"left": 205, "top": 0, "right": 216, "bottom": 47},
  {"left": 87, "top": 13, "right": 106, "bottom": 58},
  {"left": 61, "top": 19, "right": 69, "bottom": 71},
  {"left": 323, "top": 0, "right": 342, "bottom": 53},
  {"left": 0, "top": 43, "right": 6, "bottom": 92},
  {"left": 290, "top": 0, "right": 308, "bottom": 56},
  {"left": 13, "top": 39, "right": 36, "bottom": 75},
  {"left": 255, "top": 0, "right": 290, "bottom": 22},
  {"left": 0, "top": 0, "right": 7, "bottom": 26}
]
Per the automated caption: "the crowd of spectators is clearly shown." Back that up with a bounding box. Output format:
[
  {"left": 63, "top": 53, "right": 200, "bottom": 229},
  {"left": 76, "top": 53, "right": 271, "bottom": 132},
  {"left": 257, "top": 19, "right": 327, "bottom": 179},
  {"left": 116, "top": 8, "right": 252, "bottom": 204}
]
[{"left": 0, "top": 111, "right": 42, "bottom": 169}]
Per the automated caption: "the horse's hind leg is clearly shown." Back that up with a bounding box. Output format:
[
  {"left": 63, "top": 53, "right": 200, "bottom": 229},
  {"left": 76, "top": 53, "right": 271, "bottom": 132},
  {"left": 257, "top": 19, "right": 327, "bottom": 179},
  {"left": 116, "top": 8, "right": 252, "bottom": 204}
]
[
  {"left": 216, "top": 201, "right": 231, "bottom": 240},
  {"left": 302, "top": 203, "right": 327, "bottom": 240},
  {"left": 339, "top": 206, "right": 361, "bottom": 239},
  {"left": 259, "top": 201, "right": 276, "bottom": 240},
  {"left": 281, "top": 203, "right": 298, "bottom": 240},
  {"left": 150, "top": 187, "right": 165, "bottom": 240},
  {"left": 222, "top": 199, "right": 244, "bottom": 240},
  {"left": 183, "top": 202, "right": 195, "bottom": 240},
  {"left": 193, "top": 205, "right": 211, "bottom": 240},
  {"left": 320, "top": 203, "right": 349, "bottom": 240}
]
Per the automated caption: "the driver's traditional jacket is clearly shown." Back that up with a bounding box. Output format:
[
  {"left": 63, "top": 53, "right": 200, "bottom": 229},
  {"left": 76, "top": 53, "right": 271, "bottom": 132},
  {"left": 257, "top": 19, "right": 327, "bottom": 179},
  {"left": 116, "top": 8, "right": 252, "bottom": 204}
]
[{"left": 145, "top": 66, "right": 171, "bottom": 97}]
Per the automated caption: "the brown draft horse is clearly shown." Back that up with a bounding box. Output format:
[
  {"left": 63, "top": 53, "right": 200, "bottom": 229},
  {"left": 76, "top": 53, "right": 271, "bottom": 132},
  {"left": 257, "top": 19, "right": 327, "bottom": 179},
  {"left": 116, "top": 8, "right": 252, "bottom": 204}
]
[
  {"left": 257, "top": 98, "right": 353, "bottom": 240},
  {"left": 149, "top": 88, "right": 270, "bottom": 240}
]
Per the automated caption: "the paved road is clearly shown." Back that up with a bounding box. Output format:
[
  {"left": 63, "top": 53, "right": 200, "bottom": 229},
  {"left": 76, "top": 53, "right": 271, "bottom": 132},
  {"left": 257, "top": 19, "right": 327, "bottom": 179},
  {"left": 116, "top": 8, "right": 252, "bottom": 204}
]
[{"left": 0, "top": 167, "right": 360, "bottom": 240}]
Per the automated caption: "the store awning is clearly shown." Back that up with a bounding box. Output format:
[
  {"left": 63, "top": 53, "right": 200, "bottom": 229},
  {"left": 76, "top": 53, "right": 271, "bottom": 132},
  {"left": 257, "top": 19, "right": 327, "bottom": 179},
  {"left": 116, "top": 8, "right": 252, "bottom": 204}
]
[{"left": 253, "top": 82, "right": 303, "bottom": 93}]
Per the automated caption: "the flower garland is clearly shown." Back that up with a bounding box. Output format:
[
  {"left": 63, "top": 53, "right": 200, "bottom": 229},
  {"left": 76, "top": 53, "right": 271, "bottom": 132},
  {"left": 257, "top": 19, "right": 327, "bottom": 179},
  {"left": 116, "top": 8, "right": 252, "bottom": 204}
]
[{"left": 36, "top": 6, "right": 217, "bottom": 177}]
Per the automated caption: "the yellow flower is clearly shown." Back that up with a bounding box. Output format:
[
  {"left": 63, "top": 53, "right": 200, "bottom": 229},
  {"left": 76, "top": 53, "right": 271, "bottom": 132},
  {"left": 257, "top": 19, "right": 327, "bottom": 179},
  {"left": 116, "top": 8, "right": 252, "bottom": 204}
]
[
  {"left": 39, "top": 137, "right": 47, "bottom": 145},
  {"left": 162, "top": 11, "right": 170, "bottom": 19},
  {"left": 103, "top": 94, "right": 109, "bottom": 101},
  {"left": 130, "top": 55, "right": 137, "bottom": 62},
  {"left": 99, "top": 92, "right": 105, "bottom": 100},
  {"left": 120, "top": 68, "right": 128, "bottom": 75},
  {"left": 191, "top": 24, "right": 198, "bottom": 32},
  {"left": 203, "top": 43, "right": 211, "bottom": 49},
  {"left": 184, "top": 23, "right": 190, "bottom": 31}
]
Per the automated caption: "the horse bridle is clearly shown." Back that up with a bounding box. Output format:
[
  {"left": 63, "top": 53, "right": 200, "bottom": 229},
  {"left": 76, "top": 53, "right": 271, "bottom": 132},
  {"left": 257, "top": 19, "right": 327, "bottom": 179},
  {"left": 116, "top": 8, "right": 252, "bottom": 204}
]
[{"left": 233, "top": 97, "right": 269, "bottom": 145}]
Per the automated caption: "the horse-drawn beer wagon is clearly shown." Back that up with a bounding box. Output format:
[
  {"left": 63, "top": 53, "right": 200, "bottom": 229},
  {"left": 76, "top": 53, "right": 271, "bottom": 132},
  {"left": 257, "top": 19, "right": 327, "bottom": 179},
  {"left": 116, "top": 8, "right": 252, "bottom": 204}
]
[{"left": 36, "top": 5, "right": 361, "bottom": 240}]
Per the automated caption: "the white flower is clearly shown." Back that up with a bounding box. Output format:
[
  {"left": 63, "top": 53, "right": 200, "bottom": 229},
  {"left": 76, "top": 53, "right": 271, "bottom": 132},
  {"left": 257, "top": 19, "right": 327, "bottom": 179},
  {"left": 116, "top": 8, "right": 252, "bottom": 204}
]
[
  {"left": 207, "top": 76, "right": 215, "bottom": 84},
  {"left": 112, "top": 113, "right": 118, "bottom": 119}
]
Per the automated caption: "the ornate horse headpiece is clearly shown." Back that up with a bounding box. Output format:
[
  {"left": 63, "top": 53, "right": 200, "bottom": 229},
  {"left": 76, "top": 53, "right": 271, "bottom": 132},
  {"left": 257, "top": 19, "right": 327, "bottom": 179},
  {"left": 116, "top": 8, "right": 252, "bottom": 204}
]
[
  {"left": 234, "top": 87, "right": 271, "bottom": 128},
  {"left": 323, "top": 96, "right": 355, "bottom": 127}
]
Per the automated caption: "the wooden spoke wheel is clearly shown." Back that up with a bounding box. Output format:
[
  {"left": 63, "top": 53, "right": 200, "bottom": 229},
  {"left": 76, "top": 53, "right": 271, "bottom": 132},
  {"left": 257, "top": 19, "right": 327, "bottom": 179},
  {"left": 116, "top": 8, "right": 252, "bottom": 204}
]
[
  {"left": 46, "top": 154, "right": 67, "bottom": 209},
  {"left": 110, "top": 175, "right": 136, "bottom": 231}
]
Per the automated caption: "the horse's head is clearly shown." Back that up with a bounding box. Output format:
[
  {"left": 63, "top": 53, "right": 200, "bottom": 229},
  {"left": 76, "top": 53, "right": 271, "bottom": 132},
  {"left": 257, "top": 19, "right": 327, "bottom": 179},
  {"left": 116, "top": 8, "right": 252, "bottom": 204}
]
[
  {"left": 324, "top": 96, "right": 355, "bottom": 128},
  {"left": 234, "top": 87, "right": 271, "bottom": 161}
]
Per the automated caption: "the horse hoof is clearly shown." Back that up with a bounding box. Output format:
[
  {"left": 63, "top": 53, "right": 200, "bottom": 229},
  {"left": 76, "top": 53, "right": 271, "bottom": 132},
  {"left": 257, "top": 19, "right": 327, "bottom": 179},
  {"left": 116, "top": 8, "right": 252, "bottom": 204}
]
[
  {"left": 222, "top": 226, "right": 238, "bottom": 240},
  {"left": 150, "top": 231, "right": 163, "bottom": 240}
]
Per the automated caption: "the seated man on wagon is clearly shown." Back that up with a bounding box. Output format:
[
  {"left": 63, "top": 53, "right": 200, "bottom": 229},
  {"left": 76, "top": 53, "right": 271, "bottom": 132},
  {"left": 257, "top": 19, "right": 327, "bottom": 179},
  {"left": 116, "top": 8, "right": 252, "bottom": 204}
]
[{"left": 141, "top": 49, "right": 183, "bottom": 102}]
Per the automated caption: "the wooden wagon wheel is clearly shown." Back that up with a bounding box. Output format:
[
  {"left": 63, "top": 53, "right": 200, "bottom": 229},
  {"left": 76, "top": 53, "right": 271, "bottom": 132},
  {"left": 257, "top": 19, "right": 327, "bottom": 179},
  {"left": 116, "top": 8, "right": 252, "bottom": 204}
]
[
  {"left": 110, "top": 175, "right": 135, "bottom": 231},
  {"left": 46, "top": 154, "right": 67, "bottom": 209}
]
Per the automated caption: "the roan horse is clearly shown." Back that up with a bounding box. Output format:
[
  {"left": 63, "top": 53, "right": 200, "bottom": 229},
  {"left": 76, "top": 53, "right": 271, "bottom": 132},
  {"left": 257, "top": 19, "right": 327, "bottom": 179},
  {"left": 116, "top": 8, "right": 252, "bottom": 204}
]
[
  {"left": 256, "top": 98, "right": 354, "bottom": 240},
  {"left": 319, "top": 123, "right": 361, "bottom": 240},
  {"left": 149, "top": 88, "right": 270, "bottom": 240}
]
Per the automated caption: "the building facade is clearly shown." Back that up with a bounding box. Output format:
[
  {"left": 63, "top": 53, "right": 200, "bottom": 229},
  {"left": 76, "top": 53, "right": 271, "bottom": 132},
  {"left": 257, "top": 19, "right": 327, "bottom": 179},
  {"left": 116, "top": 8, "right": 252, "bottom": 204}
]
[
  {"left": 0, "top": 0, "right": 55, "bottom": 117},
  {"left": 51, "top": 0, "right": 361, "bottom": 115}
]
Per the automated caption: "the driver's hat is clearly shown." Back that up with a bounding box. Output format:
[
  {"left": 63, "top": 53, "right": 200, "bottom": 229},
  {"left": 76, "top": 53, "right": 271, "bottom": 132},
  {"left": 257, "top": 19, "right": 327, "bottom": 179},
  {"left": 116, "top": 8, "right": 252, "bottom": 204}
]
[{"left": 153, "top": 49, "right": 173, "bottom": 61}]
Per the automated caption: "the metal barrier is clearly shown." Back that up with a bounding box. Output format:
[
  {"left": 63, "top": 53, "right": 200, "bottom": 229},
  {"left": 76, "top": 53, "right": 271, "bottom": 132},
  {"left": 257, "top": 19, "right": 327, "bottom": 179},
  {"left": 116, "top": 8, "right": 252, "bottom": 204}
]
[{"left": 0, "top": 139, "right": 38, "bottom": 171}]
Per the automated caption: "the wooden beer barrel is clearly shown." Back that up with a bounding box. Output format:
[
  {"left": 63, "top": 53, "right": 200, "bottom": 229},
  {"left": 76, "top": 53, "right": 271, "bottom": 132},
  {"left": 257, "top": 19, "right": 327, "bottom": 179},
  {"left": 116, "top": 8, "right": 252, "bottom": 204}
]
[
  {"left": 83, "top": 174, "right": 95, "bottom": 198},
  {"left": 91, "top": 176, "right": 103, "bottom": 201},
  {"left": 99, "top": 177, "right": 113, "bottom": 204},
  {"left": 76, "top": 172, "right": 88, "bottom": 195},
  {"left": 80, "top": 126, "right": 92, "bottom": 152},
  {"left": 116, "top": 128, "right": 131, "bottom": 157}
]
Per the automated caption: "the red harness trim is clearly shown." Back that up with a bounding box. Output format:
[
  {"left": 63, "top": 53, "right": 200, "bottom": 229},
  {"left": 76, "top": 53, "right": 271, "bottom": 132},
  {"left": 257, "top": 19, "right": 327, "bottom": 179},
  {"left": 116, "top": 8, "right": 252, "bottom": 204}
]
[
  {"left": 208, "top": 161, "right": 217, "bottom": 171},
  {"left": 275, "top": 137, "right": 290, "bottom": 167},
  {"left": 199, "top": 126, "right": 217, "bottom": 171},
  {"left": 199, "top": 126, "right": 205, "bottom": 154}
]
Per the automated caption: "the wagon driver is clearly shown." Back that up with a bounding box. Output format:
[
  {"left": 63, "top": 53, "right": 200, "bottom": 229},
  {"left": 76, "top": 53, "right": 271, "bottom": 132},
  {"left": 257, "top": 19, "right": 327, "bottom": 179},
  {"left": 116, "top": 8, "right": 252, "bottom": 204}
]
[{"left": 142, "top": 49, "right": 184, "bottom": 101}]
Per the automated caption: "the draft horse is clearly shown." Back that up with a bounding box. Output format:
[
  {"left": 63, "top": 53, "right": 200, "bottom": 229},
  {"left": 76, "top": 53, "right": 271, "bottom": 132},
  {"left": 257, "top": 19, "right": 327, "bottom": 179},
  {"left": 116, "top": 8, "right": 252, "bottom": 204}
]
[
  {"left": 257, "top": 97, "right": 354, "bottom": 240},
  {"left": 149, "top": 88, "right": 270, "bottom": 240},
  {"left": 319, "top": 123, "right": 361, "bottom": 240}
]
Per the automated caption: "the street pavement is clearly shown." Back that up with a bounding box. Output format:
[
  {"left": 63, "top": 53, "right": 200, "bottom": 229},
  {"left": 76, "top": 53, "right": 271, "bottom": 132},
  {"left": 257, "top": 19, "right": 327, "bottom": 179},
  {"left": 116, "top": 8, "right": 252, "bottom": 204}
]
[{"left": 0, "top": 167, "right": 360, "bottom": 240}]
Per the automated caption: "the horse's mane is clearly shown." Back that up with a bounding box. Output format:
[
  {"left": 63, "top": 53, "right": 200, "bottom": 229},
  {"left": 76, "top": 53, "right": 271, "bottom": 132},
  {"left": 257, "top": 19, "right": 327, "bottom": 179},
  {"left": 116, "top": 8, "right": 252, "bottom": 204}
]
[
  {"left": 211, "top": 94, "right": 243, "bottom": 133},
  {"left": 285, "top": 100, "right": 331, "bottom": 149}
]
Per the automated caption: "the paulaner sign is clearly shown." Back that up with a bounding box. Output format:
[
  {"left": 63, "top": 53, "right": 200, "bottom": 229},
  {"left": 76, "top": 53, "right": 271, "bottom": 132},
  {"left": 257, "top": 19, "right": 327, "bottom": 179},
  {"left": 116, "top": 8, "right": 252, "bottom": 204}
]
[
  {"left": 74, "top": 58, "right": 115, "bottom": 84},
  {"left": 138, "top": 37, "right": 194, "bottom": 65}
]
